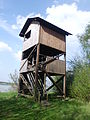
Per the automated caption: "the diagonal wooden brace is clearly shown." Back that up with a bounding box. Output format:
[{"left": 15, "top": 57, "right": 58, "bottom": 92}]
[
  {"left": 20, "top": 74, "right": 33, "bottom": 95},
  {"left": 46, "top": 75, "right": 64, "bottom": 91},
  {"left": 42, "top": 54, "right": 63, "bottom": 66},
  {"left": 19, "top": 45, "right": 37, "bottom": 71},
  {"left": 44, "top": 70, "right": 64, "bottom": 95}
]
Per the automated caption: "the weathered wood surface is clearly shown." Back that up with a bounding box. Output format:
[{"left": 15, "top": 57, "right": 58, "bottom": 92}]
[
  {"left": 35, "top": 43, "right": 40, "bottom": 101},
  {"left": 22, "top": 21, "right": 40, "bottom": 52},
  {"left": 19, "top": 21, "right": 67, "bottom": 100},
  {"left": 20, "top": 45, "right": 37, "bottom": 73},
  {"left": 20, "top": 74, "right": 33, "bottom": 95},
  {"left": 40, "top": 26, "right": 65, "bottom": 52},
  {"left": 46, "top": 60, "right": 65, "bottom": 75},
  {"left": 63, "top": 54, "right": 66, "bottom": 98}
]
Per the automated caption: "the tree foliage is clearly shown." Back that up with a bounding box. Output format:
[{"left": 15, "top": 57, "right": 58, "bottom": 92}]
[
  {"left": 69, "top": 24, "right": 90, "bottom": 102},
  {"left": 78, "top": 24, "right": 90, "bottom": 64},
  {"left": 70, "top": 61, "right": 90, "bottom": 101},
  {"left": 66, "top": 71, "right": 74, "bottom": 96}
]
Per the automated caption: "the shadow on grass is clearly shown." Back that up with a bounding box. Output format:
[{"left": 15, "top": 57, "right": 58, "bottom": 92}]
[{"left": 0, "top": 92, "right": 90, "bottom": 120}]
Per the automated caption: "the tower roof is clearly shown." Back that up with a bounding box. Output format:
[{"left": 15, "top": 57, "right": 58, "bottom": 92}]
[{"left": 19, "top": 17, "right": 72, "bottom": 37}]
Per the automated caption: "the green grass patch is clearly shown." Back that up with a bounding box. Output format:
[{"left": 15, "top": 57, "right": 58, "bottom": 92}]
[{"left": 0, "top": 92, "right": 90, "bottom": 120}]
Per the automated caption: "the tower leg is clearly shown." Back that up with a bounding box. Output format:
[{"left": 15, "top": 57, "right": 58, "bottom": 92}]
[
  {"left": 63, "top": 76, "right": 66, "bottom": 98},
  {"left": 35, "top": 44, "right": 40, "bottom": 101},
  {"left": 18, "top": 75, "right": 23, "bottom": 94},
  {"left": 63, "top": 54, "right": 66, "bottom": 98},
  {"left": 40, "top": 72, "right": 47, "bottom": 101},
  {"left": 44, "top": 73, "right": 46, "bottom": 94}
]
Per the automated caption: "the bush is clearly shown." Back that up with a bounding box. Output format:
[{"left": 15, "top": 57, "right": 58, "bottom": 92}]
[
  {"left": 70, "top": 65, "right": 90, "bottom": 102},
  {"left": 66, "top": 71, "right": 74, "bottom": 97}
]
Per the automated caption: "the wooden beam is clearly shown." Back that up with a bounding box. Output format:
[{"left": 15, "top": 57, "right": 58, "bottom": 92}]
[
  {"left": 46, "top": 75, "right": 64, "bottom": 91},
  {"left": 44, "top": 73, "right": 46, "bottom": 95},
  {"left": 44, "top": 70, "right": 64, "bottom": 95},
  {"left": 27, "top": 73, "right": 34, "bottom": 93},
  {"left": 63, "top": 35, "right": 66, "bottom": 98},
  {"left": 20, "top": 74, "right": 33, "bottom": 95},
  {"left": 23, "top": 73, "right": 31, "bottom": 86},
  {"left": 29, "top": 73, "right": 35, "bottom": 88},
  {"left": 19, "top": 45, "right": 37, "bottom": 71},
  {"left": 42, "top": 54, "right": 63, "bottom": 66},
  {"left": 63, "top": 53, "right": 66, "bottom": 98},
  {"left": 35, "top": 43, "right": 40, "bottom": 101},
  {"left": 18, "top": 75, "right": 23, "bottom": 93}
]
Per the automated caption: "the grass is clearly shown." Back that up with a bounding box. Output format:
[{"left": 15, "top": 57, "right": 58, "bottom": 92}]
[{"left": 0, "top": 92, "right": 90, "bottom": 120}]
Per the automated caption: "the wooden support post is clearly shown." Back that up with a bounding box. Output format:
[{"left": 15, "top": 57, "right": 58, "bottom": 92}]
[
  {"left": 18, "top": 74, "right": 23, "bottom": 94},
  {"left": 40, "top": 72, "right": 46, "bottom": 97},
  {"left": 63, "top": 53, "right": 66, "bottom": 98},
  {"left": 63, "top": 76, "right": 66, "bottom": 98},
  {"left": 35, "top": 43, "right": 40, "bottom": 101},
  {"left": 63, "top": 35, "right": 66, "bottom": 98},
  {"left": 44, "top": 73, "right": 46, "bottom": 95}
]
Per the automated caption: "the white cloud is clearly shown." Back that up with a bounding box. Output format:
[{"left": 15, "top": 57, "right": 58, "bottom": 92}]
[
  {"left": 0, "top": 41, "right": 12, "bottom": 52},
  {"left": 11, "top": 24, "right": 18, "bottom": 30},
  {"left": 14, "top": 50, "right": 22, "bottom": 61},
  {"left": 46, "top": 3, "right": 90, "bottom": 34},
  {"left": 0, "top": 19, "right": 18, "bottom": 38},
  {"left": 12, "top": 13, "right": 42, "bottom": 30},
  {"left": 74, "top": 0, "right": 79, "bottom": 3},
  {"left": 45, "top": 3, "right": 90, "bottom": 58},
  {"left": 0, "top": 13, "right": 42, "bottom": 41},
  {"left": 53, "top": 0, "right": 59, "bottom": 5},
  {"left": 0, "top": 41, "right": 22, "bottom": 61},
  {"left": 16, "top": 13, "right": 34, "bottom": 29}
]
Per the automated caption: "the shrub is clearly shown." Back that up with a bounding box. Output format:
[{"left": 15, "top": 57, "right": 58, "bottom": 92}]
[{"left": 70, "top": 65, "right": 90, "bottom": 102}]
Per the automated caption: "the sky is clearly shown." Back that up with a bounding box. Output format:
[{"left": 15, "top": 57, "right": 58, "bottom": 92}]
[{"left": 0, "top": 0, "right": 90, "bottom": 82}]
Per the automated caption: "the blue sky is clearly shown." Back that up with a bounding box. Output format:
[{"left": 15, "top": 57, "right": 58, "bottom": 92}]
[{"left": 0, "top": 0, "right": 90, "bottom": 82}]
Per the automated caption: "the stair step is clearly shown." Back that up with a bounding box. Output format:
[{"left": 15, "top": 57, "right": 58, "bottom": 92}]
[{"left": 20, "top": 74, "right": 33, "bottom": 95}]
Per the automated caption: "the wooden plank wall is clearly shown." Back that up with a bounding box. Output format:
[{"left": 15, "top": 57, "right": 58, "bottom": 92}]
[
  {"left": 46, "top": 59, "right": 65, "bottom": 75},
  {"left": 22, "top": 21, "right": 40, "bottom": 52},
  {"left": 40, "top": 26, "right": 65, "bottom": 52}
]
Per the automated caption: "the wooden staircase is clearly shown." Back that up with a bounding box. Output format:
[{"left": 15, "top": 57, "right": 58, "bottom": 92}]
[{"left": 19, "top": 71, "right": 45, "bottom": 101}]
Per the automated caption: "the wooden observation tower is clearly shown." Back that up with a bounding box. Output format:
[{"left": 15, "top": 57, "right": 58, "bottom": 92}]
[{"left": 18, "top": 17, "right": 71, "bottom": 101}]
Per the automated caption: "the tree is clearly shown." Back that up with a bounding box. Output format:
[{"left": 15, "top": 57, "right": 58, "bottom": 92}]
[
  {"left": 78, "top": 24, "right": 90, "bottom": 64},
  {"left": 9, "top": 69, "right": 19, "bottom": 91},
  {"left": 70, "top": 59, "right": 90, "bottom": 101},
  {"left": 69, "top": 24, "right": 90, "bottom": 101},
  {"left": 66, "top": 70, "right": 74, "bottom": 97}
]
